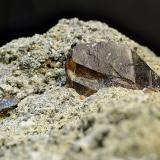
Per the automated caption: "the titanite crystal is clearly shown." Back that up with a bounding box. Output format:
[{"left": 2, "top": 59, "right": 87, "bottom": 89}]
[
  {"left": 0, "top": 96, "right": 18, "bottom": 113},
  {"left": 66, "top": 41, "right": 160, "bottom": 96}
]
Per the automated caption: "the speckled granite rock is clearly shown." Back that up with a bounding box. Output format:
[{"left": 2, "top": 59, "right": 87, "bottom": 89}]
[{"left": 0, "top": 18, "right": 160, "bottom": 160}]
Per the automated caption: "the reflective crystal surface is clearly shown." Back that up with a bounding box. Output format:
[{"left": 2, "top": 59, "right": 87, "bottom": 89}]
[
  {"left": 66, "top": 41, "right": 160, "bottom": 96},
  {"left": 0, "top": 96, "right": 18, "bottom": 113}
]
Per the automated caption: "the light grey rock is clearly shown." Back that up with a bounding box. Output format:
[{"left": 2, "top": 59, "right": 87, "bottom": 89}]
[{"left": 0, "top": 18, "right": 160, "bottom": 160}]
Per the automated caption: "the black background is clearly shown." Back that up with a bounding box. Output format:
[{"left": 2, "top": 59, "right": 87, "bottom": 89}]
[{"left": 0, "top": 0, "right": 160, "bottom": 55}]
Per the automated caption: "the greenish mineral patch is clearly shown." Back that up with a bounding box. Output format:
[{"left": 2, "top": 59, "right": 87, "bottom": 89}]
[{"left": 0, "top": 18, "right": 160, "bottom": 160}]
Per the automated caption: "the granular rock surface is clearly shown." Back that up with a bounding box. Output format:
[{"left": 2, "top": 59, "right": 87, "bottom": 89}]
[{"left": 0, "top": 18, "right": 160, "bottom": 160}]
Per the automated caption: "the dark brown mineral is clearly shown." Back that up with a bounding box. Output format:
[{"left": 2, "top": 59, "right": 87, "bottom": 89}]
[{"left": 66, "top": 41, "right": 160, "bottom": 96}]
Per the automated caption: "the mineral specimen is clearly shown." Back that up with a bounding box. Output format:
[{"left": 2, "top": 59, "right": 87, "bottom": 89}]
[
  {"left": 0, "top": 96, "right": 18, "bottom": 113},
  {"left": 66, "top": 41, "right": 160, "bottom": 96}
]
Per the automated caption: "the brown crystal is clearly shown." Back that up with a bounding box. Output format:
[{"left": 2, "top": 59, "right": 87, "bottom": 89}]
[{"left": 66, "top": 41, "right": 160, "bottom": 96}]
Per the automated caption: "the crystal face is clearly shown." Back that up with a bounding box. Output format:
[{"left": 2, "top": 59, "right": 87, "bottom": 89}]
[
  {"left": 0, "top": 96, "right": 18, "bottom": 113},
  {"left": 66, "top": 41, "right": 160, "bottom": 96}
]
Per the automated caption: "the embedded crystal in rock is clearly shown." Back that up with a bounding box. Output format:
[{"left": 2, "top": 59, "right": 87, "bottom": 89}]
[
  {"left": 0, "top": 96, "right": 18, "bottom": 113},
  {"left": 66, "top": 41, "right": 160, "bottom": 96}
]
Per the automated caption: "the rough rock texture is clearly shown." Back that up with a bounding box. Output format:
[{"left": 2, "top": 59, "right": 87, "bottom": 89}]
[{"left": 0, "top": 18, "right": 160, "bottom": 160}]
